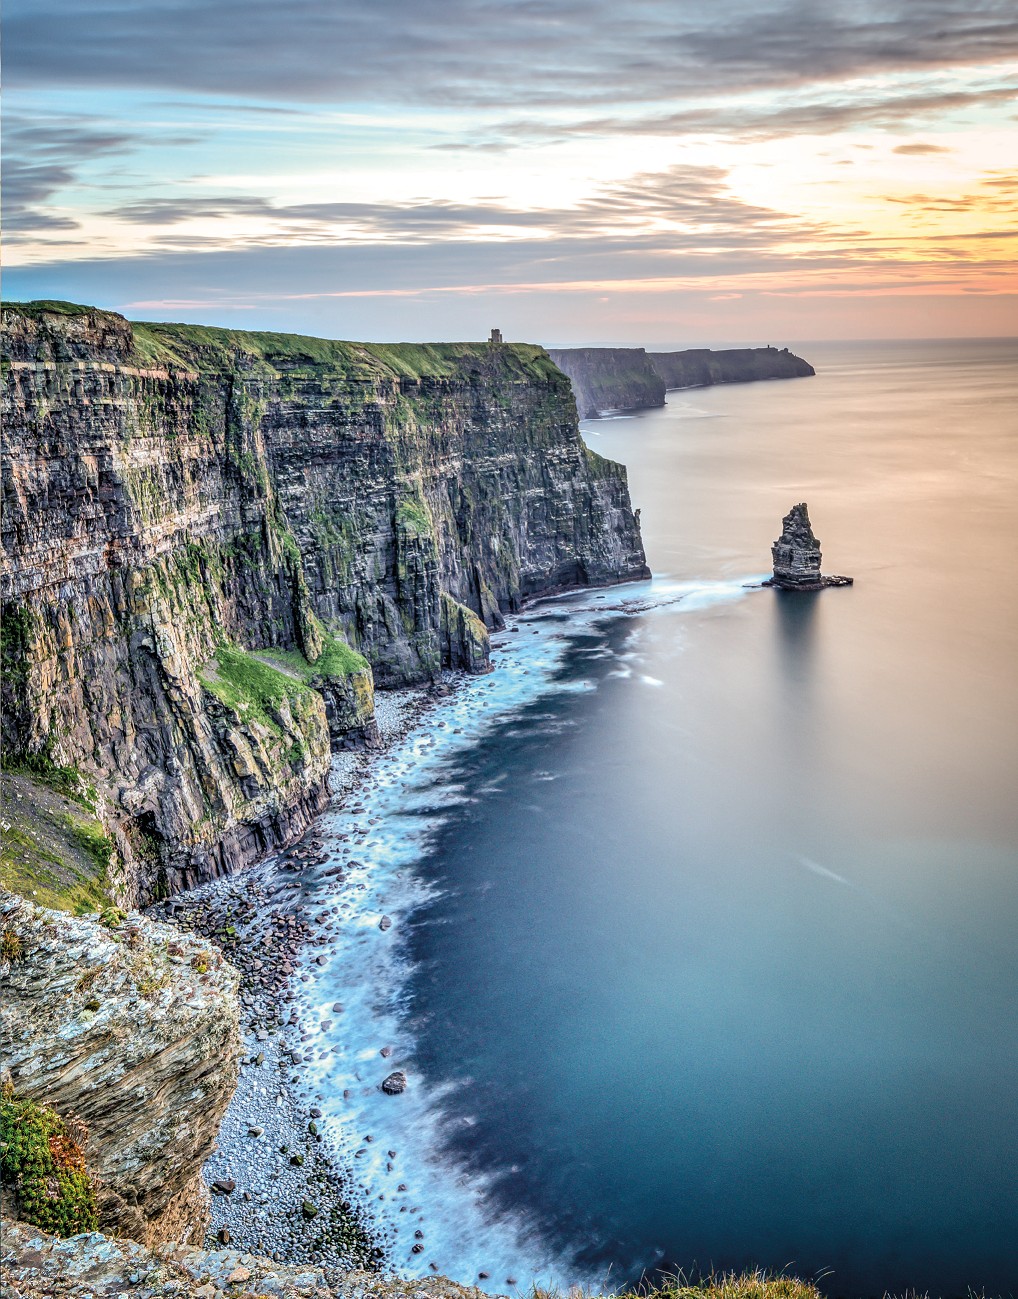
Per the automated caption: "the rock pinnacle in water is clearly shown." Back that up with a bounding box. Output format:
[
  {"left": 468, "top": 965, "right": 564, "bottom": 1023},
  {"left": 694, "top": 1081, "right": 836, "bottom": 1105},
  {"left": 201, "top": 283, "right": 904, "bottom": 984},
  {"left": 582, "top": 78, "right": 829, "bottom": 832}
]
[{"left": 766, "top": 502, "right": 853, "bottom": 590}]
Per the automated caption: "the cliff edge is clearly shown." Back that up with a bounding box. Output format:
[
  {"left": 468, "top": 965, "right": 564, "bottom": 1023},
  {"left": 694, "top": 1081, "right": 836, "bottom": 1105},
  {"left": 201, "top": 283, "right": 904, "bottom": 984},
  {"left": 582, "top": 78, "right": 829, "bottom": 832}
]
[
  {"left": 547, "top": 347, "right": 666, "bottom": 418},
  {"left": 1, "top": 302, "right": 648, "bottom": 904}
]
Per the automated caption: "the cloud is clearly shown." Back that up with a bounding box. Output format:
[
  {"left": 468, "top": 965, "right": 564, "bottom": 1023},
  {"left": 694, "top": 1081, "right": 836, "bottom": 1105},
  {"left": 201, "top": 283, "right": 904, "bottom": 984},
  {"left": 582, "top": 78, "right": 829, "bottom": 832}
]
[
  {"left": 883, "top": 170, "right": 1018, "bottom": 215},
  {"left": 892, "top": 143, "right": 953, "bottom": 154},
  {"left": 94, "top": 164, "right": 833, "bottom": 257},
  {"left": 468, "top": 82, "right": 1018, "bottom": 150},
  {"left": 0, "top": 118, "right": 138, "bottom": 232},
  {"left": 1, "top": 114, "right": 199, "bottom": 235},
  {"left": 6, "top": 0, "right": 1018, "bottom": 117}
]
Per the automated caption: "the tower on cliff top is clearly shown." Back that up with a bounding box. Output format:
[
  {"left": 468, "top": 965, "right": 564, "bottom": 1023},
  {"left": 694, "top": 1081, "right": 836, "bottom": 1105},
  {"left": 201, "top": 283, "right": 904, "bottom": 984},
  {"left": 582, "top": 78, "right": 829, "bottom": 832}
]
[
  {"left": 766, "top": 502, "right": 853, "bottom": 590},
  {"left": 489, "top": 328, "right": 503, "bottom": 344}
]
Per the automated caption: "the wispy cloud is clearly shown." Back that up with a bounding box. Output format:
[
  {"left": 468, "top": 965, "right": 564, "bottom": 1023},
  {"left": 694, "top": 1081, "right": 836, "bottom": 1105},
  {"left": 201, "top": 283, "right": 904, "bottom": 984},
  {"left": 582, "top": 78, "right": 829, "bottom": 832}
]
[
  {"left": 893, "top": 142, "right": 953, "bottom": 155},
  {"left": 96, "top": 165, "right": 827, "bottom": 248}
]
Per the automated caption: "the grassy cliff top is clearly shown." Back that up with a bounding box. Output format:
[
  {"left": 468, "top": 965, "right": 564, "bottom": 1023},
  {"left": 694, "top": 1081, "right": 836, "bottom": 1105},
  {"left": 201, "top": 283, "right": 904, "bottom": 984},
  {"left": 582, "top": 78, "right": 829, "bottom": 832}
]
[{"left": 3, "top": 300, "right": 562, "bottom": 383}]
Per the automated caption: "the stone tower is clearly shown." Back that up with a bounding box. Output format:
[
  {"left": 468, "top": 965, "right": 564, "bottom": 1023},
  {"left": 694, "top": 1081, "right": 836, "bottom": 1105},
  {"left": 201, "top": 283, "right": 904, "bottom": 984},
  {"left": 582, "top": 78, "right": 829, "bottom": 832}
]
[
  {"left": 766, "top": 502, "right": 852, "bottom": 590},
  {"left": 489, "top": 328, "right": 503, "bottom": 344}
]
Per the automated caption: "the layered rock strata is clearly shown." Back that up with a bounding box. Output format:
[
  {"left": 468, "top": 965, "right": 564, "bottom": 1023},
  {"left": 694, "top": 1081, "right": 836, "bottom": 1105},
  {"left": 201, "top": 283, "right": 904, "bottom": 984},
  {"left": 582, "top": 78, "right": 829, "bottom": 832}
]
[
  {"left": 547, "top": 347, "right": 666, "bottom": 418},
  {"left": 649, "top": 346, "right": 815, "bottom": 389},
  {"left": 1, "top": 302, "right": 648, "bottom": 903},
  {"left": 0, "top": 891, "right": 242, "bottom": 1248},
  {"left": 765, "top": 502, "right": 852, "bottom": 590}
]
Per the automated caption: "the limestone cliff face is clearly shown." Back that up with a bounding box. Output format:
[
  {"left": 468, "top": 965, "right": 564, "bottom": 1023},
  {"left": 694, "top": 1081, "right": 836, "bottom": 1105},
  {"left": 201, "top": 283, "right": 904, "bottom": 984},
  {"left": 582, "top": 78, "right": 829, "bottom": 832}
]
[
  {"left": 1, "top": 303, "right": 648, "bottom": 903},
  {"left": 547, "top": 347, "right": 666, "bottom": 418},
  {"left": 648, "top": 346, "right": 814, "bottom": 389},
  {"left": 0, "top": 890, "right": 242, "bottom": 1248}
]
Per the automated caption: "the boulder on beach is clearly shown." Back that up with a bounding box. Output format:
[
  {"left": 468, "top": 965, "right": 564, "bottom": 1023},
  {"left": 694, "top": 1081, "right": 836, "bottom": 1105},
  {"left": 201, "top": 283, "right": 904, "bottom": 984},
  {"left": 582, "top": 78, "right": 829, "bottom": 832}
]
[{"left": 381, "top": 1070, "right": 408, "bottom": 1095}]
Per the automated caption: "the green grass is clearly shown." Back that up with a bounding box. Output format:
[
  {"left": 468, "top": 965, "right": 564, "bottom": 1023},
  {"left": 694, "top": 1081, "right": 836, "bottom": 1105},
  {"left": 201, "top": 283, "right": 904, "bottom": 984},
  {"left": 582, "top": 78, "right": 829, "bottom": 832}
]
[
  {"left": 532, "top": 1275, "right": 823, "bottom": 1299},
  {"left": 3, "top": 755, "right": 99, "bottom": 815},
  {"left": 199, "top": 644, "right": 312, "bottom": 731},
  {"left": 608, "top": 1277, "right": 822, "bottom": 1299},
  {"left": 4, "top": 301, "right": 562, "bottom": 385},
  {"left": 256, "top": 630, "right": 369, "bottom": 682},
  {"left": 0, "top": 768, "right": 114, "bottom": 915},
  {"left": 2, "top": 300, "right": 102, "bottom": 320}
]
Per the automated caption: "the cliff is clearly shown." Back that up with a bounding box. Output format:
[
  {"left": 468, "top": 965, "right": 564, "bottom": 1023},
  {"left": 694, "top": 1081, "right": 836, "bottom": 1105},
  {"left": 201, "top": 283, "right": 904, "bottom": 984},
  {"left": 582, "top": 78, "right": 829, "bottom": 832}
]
[
  {"left": 648, "top": 346, "right": 814, "bottom": 389},
  {"left": 546, "top": 347, "right": 666, "bottom": 418},
  {"left": 0, "top": 891, "right": 242, "bottom": 1247},
  {"left": 1, "top": 302, "right": 648, "bottom": 905}
]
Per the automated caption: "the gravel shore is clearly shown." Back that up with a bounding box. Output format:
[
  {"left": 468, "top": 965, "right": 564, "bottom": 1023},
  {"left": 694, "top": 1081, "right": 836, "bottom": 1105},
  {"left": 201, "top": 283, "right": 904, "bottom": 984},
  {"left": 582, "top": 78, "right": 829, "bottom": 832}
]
[{"left": 149, "top": 685, "right": 447, "bottom": 1276}]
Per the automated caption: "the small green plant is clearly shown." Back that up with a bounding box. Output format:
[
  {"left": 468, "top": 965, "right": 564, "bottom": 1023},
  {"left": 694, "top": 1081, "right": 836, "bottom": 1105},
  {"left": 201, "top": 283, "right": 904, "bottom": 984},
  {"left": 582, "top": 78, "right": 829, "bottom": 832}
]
[
  {"left": 1, "top": 929, "right": 24, "bottom": 963},
  {"left": 98, "top": 905, "right": 126, "bottom": 929},
  {"left": 605, "top": 1271, "right": 825, "bottom": 1299},
  {"left": 137, "top": 972, "right": 169, "bottom": 998},
  {"left": 191, "top": 953, "right": 210, "bottom": 975},
  {"left": 0, "top": 1083, "right": 98, "bottom": 1237}
]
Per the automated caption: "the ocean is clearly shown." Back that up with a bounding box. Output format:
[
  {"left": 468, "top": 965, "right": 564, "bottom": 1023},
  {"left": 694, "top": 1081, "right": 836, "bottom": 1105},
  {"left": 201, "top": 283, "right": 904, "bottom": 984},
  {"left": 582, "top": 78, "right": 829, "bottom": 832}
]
[{"left": 295, "top": 338, "right": 1018, "bottom": 1299}]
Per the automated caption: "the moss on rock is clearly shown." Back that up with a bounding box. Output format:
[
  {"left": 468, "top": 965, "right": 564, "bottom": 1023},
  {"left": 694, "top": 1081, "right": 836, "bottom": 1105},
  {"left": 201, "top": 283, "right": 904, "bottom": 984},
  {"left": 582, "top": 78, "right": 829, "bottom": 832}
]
[{"left": 0, "top": 1083, "right": 99, "bottom": 1237}]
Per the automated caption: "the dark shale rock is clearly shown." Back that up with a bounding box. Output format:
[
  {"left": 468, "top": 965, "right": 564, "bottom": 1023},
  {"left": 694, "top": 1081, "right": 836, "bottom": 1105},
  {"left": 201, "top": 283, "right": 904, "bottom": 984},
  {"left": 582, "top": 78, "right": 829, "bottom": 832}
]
[
  {"left": 380, "top": 1071, "right": 408, "bottom": 1095},
  {"left": 764, "top": 502, "right": 853, "bottom": 591},
  {"left": 1, "top": 302, "right": 648, "bottom": 907}
]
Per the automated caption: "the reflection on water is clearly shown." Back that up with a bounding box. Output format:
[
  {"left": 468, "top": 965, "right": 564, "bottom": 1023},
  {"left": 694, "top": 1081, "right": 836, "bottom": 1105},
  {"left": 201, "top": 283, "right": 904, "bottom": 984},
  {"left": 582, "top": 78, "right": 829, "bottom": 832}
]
[{"left": 772, "top": 588, "right": 820, "bottom": 687}]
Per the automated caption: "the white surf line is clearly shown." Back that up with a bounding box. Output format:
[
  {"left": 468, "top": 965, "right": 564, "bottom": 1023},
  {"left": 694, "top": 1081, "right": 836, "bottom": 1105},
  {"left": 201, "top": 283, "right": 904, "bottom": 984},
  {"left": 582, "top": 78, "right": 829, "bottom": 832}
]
[{"left": 289, "top": 577, "right": 759, "bottom": 1293}]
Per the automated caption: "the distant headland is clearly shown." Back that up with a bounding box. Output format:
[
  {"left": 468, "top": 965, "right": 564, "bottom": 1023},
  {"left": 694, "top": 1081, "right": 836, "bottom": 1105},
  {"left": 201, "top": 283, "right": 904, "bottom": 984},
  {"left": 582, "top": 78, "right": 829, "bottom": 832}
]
[{"left": 548, "top": 344, "right": 815, "bottom": 419}]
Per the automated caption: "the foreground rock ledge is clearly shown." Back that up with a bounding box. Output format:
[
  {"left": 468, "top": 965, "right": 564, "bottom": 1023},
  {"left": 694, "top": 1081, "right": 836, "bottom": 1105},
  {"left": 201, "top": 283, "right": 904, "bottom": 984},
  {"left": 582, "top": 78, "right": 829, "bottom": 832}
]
[
  {"left": 0, "top": 892, "right": 241, "bottom": 1248},
  {"left": 0, "top": 1220, "right": 496, "bottom": 1299}
]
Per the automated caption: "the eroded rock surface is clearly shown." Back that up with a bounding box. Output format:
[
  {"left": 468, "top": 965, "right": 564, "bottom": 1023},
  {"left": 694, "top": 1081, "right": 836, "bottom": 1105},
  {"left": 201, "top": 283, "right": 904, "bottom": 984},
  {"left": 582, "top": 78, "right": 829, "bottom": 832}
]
[
  {"left": 0, "top": 1220, "right": 503, "bottom": 1299},
  {"left": 0, "top": 891, "right": 242, "bottom": 1247},
  {"left": 547, "top": 347, "right": 665, "bottom": 418}
]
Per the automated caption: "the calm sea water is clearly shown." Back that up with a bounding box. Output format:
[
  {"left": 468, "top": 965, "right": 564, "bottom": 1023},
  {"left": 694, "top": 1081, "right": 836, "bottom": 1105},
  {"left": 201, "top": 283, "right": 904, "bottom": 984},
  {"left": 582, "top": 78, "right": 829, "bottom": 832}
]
[{"left": 300, "top": 339, "right": 1018, "bottom": 1299}]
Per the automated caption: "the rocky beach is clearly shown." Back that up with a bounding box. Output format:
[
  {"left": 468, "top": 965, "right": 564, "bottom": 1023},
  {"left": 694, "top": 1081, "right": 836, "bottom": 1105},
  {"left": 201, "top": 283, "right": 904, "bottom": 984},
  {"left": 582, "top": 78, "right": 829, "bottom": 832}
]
[{"left": 149, "top": 689, "right": 440, "bottom": 1274}]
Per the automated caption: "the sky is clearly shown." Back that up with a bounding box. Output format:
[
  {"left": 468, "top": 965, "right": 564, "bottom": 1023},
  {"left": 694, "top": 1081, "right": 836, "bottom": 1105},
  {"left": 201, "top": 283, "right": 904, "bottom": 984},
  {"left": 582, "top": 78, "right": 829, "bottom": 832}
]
[{"left": 4, "top": 0, "right": 1017, "bottom": 345}]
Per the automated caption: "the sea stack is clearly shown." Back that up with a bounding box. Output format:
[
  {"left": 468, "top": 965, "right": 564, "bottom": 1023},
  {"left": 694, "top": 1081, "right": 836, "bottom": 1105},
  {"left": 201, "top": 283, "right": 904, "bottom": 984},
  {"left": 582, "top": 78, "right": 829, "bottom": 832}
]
[{"left": 765, "top": 502, "right": 853, "bottom": 590}]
